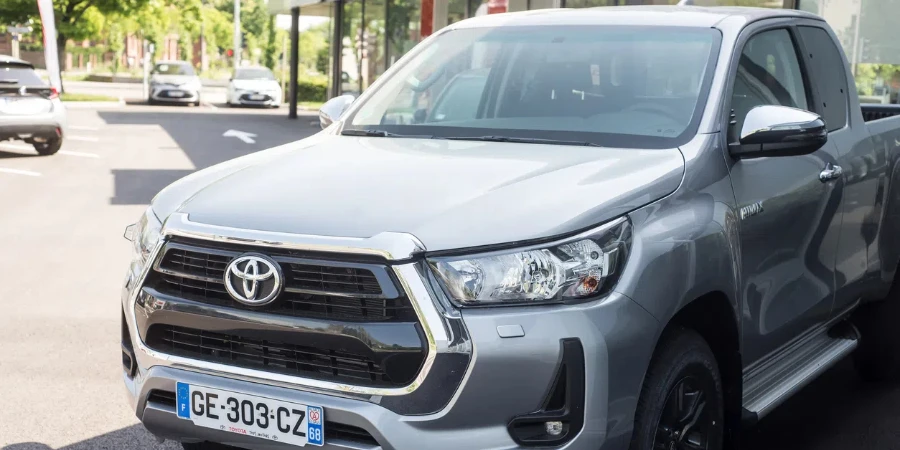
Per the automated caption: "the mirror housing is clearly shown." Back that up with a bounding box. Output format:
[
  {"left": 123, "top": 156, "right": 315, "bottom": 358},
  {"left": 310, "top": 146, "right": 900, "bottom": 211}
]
[
  {"left": 729, "top": 105, "right": 827, "bottom": 159},
  {"left": 318, "top": 94, "right": 355, "bottom": 130}
]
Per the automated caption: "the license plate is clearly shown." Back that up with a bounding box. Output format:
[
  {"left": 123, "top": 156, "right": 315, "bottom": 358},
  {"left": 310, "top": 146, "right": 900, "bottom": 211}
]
[
  {"left": 249, "top": 94, "right": 265, "bottom": 100},
  {"left": 168, "top": 90, "right": 185, "bottom": 97},
  {"left": 176, "top": 382, "right": 324, "bottom": 447}
]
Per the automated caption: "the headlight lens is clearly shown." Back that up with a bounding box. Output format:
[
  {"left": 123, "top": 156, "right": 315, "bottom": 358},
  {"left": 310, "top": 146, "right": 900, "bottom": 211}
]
[
  {"left": 429, "top": 217, "right": 632, "bottom": 306},
  {"left": 124, "top": 207, "right": 163, "bottom": 264}
]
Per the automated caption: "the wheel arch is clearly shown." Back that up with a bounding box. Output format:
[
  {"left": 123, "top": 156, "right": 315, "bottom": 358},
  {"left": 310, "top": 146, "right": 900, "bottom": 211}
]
[{"left": 661, "top": 291, "right": 743, "bottom": 448}]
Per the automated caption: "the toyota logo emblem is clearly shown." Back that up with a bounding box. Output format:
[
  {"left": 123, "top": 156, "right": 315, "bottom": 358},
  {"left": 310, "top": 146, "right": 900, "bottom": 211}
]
[{"left": 224, "top": 254, "right": 283, "bottom": 306}]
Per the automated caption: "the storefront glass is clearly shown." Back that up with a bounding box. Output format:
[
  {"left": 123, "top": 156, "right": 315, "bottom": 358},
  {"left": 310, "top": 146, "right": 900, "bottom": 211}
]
[{"left": 385, "top": 0, "right": 422, "bottom": 71}]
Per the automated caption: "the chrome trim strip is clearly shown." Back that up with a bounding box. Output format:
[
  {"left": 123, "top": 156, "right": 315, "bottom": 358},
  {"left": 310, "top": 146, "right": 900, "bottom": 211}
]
[
  {"left": 127, "top": 214, "right": 448, "bottom": 396},
  {"left": 163, "top": 213, "right": 425, "bottom": 261}
]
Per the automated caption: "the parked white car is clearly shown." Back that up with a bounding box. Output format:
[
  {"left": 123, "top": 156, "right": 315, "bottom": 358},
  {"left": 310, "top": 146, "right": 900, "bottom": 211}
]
[
  {"left": 227, "top": 66, "right": 282, "bottom": 108},
  {"left": 149, "top": 60, "right": 202, "bottom": 106},
  {"left": 0, "top": 55, "right": 67, "bottom": 155}
]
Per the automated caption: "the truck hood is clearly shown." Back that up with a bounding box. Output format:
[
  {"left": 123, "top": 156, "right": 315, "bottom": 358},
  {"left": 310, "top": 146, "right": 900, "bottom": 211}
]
[{"left": 152, "top": 133, "right": 685, "bottom": 252}]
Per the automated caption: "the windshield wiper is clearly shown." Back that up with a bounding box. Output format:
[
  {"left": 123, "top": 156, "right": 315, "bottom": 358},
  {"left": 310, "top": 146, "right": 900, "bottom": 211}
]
[
  {"left": 340, "top": 129, "right": 432, "bottom": 138},
  {"left": 442, "top": 136, "right": 602, "bottom": 147},
  {"left": 0, "top": 79, "right": 18, "bottom": 84}
]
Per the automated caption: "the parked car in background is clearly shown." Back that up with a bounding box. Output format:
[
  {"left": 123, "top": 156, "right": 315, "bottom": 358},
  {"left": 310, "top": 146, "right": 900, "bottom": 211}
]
[
  {"left": 149, "top": 60, "right": 202, "bottom": 106},
  {"left": 0, "top": 55, "right": 66, "bottom": 156},
  {"left": 227, "top": 66, "right": 282, "bottom": 108},
  {"left": 122, "top": 6, "right": 900, "bottom": 450}
]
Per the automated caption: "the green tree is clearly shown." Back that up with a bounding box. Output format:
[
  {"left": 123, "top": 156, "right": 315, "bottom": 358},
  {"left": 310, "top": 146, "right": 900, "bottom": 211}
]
[
  {"left": 0, "top": 0, "right": 150, "bottom": 74},
  {"left": 263, "top": 14, "right": 277, "bottom": 69}
]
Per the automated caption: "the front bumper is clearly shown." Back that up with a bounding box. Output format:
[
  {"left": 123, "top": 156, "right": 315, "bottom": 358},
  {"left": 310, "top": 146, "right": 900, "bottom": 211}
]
[
  {"left": 151, "top": 86, "right": 200, "bottom": 103},
  {"left": 230, "top": 91, "right": 282, "bottom": 106},
  {"left": 122, "top": 215, "right": 659, "bottom": 450}
]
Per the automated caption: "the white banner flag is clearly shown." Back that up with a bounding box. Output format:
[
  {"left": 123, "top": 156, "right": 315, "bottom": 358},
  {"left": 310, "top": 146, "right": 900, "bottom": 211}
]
[{"left": 36, "top": 0, "right": 62, "bottom": 91}]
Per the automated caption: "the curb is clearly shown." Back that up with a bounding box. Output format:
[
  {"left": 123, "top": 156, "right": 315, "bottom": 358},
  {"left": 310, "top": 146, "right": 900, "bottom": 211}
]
[{"left": 63, "top": 97, "right": 126, "bottom": 109}]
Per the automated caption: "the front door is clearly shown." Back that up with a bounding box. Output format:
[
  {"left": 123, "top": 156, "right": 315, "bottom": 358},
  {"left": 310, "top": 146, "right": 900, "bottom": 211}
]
[{"left": 726, "top": 27, "right": 844, "bottom": 365}]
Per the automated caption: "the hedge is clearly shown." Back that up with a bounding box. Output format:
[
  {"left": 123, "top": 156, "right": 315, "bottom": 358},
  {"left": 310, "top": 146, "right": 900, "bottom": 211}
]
[{"left": 295, "top": 76, "right": 328, "bottom": 103}]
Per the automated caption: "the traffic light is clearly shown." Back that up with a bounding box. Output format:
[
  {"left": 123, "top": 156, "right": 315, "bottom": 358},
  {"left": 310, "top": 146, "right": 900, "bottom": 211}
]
[{"left": 226, "top": 48, "right": 234, "bottom": 57}]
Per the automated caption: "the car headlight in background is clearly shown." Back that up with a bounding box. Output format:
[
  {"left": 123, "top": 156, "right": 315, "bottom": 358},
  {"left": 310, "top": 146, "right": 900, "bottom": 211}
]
[
  {"left": 124, "top": 207, "right": 163, "bottom": 265},
  {"left": 429, "top": 217, "right": 632, "bottom": 306}
]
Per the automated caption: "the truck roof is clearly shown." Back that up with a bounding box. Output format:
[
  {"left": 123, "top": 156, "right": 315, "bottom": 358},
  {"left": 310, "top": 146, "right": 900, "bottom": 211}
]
[{"left": 449, "top": 5, "right": 823, "bottom": 30}]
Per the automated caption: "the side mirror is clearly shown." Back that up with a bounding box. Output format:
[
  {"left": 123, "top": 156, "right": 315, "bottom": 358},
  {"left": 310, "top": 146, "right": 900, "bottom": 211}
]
[
  {"left": 730, "top": 105, "right": 827, "bottom": 159},
  {"left": 318, "top": 94, "right": 355, "bottom": 130}
]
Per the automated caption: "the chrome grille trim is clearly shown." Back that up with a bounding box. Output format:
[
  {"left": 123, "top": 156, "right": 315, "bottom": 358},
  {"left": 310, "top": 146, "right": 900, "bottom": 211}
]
[{"left": 126, "top": 212, "right": 452, "bottom": 396}]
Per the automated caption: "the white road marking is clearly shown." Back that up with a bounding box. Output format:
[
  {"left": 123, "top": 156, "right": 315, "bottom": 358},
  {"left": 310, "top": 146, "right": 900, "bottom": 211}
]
[
  {"left": 204, "top": 101, "right": 219, "bottom": 110},
  {"left": 69, "top": 125, "right": 99, "bottom": 131},
  {"left": 59, "top": 150, "right": 100, "bottom": 158},
  {"left": 223, "top": 129, "right": 257, "bottom": 144},
  {"left": 0, "top": 167, "right": 41, "bottom": 177},
  {"left": 0, "top": 143, "right": 33, "bottom": 152},
  {"left": 69, "top": 135, "right": 100, "bottom": 142}
]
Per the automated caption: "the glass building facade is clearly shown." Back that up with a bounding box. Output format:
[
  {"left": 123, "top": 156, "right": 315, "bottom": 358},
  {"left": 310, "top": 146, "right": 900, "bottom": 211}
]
[{"left": 280, "top": 0, "right": 900, "bottom": 104}]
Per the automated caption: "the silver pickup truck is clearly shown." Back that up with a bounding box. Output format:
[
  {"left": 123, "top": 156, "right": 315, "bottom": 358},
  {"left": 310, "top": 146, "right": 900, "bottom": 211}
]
[{"left": 122, "top": 6, "right": 900, "bottom": 450}]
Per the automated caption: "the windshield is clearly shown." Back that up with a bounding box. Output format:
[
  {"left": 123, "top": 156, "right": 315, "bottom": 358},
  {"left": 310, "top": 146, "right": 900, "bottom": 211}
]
[
  {"left": 153, "top": 63, "right": 195, "bottom": 76},
  {"left": 235, "top": 68, "right": 276, "bottom": 80},
  {"left": 345, "top": 26, "right": 721, "bottom": 148}
]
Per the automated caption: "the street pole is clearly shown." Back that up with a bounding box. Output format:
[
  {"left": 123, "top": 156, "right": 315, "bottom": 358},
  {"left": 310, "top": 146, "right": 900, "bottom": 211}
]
[
  {"left": 281, "top": 33, "right": 287, "bottom": 101},
  {"left": 233, "top": 0, "right": 241, "bottom": 69}
]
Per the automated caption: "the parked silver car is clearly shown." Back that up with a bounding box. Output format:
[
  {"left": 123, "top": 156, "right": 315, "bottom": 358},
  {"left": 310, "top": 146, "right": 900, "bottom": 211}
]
[
  {"left": 0, "top": 55, "right": 67, "bottom": 156},
  {"left": 149, "top": 60, "right": 202, "bottom": 106}
]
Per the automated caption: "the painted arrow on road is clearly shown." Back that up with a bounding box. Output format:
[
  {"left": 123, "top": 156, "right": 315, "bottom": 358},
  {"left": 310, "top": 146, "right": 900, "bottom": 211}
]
[{"left": 223, "top": 129, "right": 257, "bottom": 144}]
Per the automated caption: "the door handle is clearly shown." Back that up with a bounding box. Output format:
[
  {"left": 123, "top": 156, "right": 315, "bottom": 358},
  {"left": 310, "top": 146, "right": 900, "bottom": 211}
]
[{"left": 819, "top": 163, "right": 843, "bottom": 182}]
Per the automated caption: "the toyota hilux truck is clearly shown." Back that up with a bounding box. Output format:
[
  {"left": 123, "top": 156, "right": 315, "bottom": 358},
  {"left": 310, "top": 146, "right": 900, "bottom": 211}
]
[{"left": 122, "top": 6, "right": 900, "bottom": 450}]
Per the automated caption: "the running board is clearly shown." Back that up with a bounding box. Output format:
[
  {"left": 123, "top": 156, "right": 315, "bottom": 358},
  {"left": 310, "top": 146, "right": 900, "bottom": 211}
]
[{"left": 742, "top": 322, "right": 858, "bottom": 420}]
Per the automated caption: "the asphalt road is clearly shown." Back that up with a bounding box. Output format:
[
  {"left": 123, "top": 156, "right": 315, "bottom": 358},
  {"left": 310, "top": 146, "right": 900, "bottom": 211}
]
[
  {"left": 2, "top": 101, "right": 900, "bottom": 450},
  {"left": 0, "top": 102, "right": 318, "bottom": 450}
]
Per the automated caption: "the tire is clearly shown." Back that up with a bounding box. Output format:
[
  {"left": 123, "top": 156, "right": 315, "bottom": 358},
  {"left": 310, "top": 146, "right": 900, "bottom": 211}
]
[
  {"left": 853, "top": 279, "right": 900, "bottom": 381},
  {"left": 630, "top": 327, "right": 724, "bottom": 450},
  {"left": 33, "top": 139, "right": 62, "bottom": 156}
]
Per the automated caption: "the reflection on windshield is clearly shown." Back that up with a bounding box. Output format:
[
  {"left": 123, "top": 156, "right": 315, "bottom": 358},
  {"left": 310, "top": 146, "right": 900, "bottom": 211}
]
[
  {"left": 153, "top": 63, "right": 194, "bottom": 76},
  {"left": 345, "top": 26, "right": 720, "bottom": 148}
]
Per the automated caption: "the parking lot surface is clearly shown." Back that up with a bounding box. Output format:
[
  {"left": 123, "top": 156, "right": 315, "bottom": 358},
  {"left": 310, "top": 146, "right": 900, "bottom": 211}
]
[{"left": 2, "top": 102, "right": 900, "bottom": 450}]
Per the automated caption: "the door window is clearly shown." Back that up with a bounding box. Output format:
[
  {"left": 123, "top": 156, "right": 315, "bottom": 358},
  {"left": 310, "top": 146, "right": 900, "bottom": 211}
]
[
  {"left": 730, "top": 29, "right": 810, "bottom": 142},
  {"left": 798, "top": 26, "right": 849, "bottom": 131}
]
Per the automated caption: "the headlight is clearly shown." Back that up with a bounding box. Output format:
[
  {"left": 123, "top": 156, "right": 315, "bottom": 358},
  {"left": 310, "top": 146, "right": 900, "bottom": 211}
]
[
  {"left": 429, "top": 217, "right": 632, "bottom": 306},
  {"left": 124, "top": 207, "right": 163, "bottom": 264}
]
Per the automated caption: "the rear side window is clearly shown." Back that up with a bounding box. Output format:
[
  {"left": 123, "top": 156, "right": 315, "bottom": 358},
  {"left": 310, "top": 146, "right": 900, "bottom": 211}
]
[
  {"left": 730, "top": 29, "right": 810, "bottom": 142},
  {"left": 0, "top": 64, "right": 44, "bottom": 86},
  {"left": 798, "top": 26, "right": 849, "bottom": 131}
]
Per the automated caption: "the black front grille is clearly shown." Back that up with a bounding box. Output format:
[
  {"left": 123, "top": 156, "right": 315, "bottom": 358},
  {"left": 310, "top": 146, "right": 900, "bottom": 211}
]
[
  {"left": 146, "top": 389, "right": 379, "bottom": 446},
  {"left": 149, "top": 242, "right": 417, "bottom": 322},
  {"left": 146, "top": 325, "right": 410, "bottom": 387},
  {"left": 239, "top": 93, "right": 273, "bottom": 102}
]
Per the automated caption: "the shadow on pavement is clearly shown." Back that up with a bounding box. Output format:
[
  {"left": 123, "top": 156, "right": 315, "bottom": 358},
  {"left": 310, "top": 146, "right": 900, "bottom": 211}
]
[
  {"left": 2, "top": 424, "right": 181, "bottom": 450},
  {"left": 0, "top": 148, "right": 39, "bottom": 159},
  {"left": 97, "top": 108, "right": 317, "bottom": 206},
  {"left": 742, "top": 358, "right": 900, "bottom": 450}
]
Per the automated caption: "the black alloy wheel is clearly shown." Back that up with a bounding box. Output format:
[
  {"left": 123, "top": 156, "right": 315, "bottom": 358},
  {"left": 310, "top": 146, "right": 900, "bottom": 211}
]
[
  {"left": 654, "top": 374, "right": 714, "bottom": 450},
  {"left": 630, "top": 328, "right": 723, "bottom": 450}
]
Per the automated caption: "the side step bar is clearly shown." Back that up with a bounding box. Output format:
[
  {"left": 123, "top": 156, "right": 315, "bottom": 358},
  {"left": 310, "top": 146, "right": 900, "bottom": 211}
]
[{"left": 742, "top": 322, "right": 858, "bottom": 421}]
